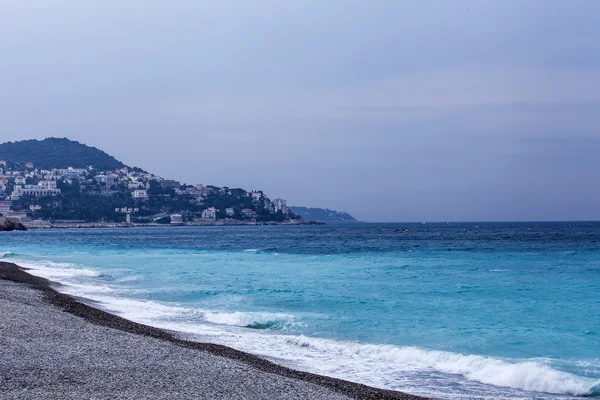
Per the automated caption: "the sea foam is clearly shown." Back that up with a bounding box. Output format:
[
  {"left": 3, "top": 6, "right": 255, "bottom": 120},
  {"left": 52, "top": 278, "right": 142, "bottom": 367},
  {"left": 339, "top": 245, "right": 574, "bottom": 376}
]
[
  {"left": 203, "top": 311, "right": 295, "bottom": 330},
  {"left": 15, "top": 260, "right": 100, "bottom": 280},
  {"left": 284, "top": 336, "right": 600, "bottom": 396}
]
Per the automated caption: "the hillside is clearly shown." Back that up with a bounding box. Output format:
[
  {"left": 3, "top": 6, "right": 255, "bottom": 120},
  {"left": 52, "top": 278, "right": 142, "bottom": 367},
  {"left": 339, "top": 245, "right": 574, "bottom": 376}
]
[
  {"left": 289, "top": 207, "right": 358, "bottom": 223},
  {"left": 0, "top": 138, "right": 125, "bottom": 171},
  {"left": 0, "top": 138, "right": 301, "bottom": 224}
]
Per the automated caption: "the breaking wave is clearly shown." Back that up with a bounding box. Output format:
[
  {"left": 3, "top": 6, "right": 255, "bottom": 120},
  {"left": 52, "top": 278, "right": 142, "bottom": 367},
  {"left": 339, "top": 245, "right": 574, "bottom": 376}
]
[
  {"left": 13, "top": 260, "right": 101, "bottom": 281},
  {"left": 203, "top": 311, "right": 294, "bottom": 330},
  {"left": 0, "top": 251, "right": 17, "bottom": 259},
  {"left": 285, "top": 336, "right": 600, "bottom": 396}
]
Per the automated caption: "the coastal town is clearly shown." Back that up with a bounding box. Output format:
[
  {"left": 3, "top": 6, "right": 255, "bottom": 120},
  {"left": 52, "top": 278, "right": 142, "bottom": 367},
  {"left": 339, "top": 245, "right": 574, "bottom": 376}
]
[{"left": 0, "top": 158, "right": 302, "bottom": 227}]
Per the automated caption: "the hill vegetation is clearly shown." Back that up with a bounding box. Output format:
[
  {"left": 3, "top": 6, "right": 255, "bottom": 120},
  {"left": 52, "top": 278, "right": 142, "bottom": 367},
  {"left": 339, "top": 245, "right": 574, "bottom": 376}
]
[
  {"left": 289, "top": 207, "right": 358, "bottom": 223},
  {"left": 0, "top": 138, "right": 125, "bottom": 171}
]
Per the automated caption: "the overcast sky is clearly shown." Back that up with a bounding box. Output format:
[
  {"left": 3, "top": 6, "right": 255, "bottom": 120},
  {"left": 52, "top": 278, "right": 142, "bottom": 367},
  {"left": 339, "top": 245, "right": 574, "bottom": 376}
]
[{"left": 1, "top": 1, "right": 599, "bottom": 221}]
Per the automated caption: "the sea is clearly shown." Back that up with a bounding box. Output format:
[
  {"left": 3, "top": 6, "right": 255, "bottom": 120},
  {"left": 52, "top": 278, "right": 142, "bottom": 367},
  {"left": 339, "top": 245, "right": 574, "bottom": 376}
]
[{"left": 1, "top": 223, "right": 599, "bottom": 399}]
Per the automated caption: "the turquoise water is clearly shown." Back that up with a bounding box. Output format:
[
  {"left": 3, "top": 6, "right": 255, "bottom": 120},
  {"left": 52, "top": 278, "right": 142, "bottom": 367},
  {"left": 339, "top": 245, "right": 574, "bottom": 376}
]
[{"left": 2, "top": 223, "right": 599, "bottom": 399}]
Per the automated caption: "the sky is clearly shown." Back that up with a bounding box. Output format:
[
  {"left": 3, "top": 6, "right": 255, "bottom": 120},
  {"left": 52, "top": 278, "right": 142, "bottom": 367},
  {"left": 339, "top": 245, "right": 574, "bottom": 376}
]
[{"left": 1, "top": 1, "right": 599, "bottom": 222}]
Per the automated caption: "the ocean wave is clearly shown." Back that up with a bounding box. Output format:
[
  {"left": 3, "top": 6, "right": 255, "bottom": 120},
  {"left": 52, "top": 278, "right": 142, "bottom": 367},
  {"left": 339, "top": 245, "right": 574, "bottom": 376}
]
[
  {"left": 243, "top": 248, "right": 278, "bottom": 254},
  {"left": 85, "top": 295, "right": 295, "bottom": 332},
  {"left": 91, "top": 296, "right": 190, "bottom": 320},
  {"left": 0, "top": 251, "right": 17, "bottom": 259},
  {"left": 65, "top": 282, "right": 115, "bottom": 294},
  {"left": 284, "top": 336, "right": 600, "bottom": 396},
  {"left": 15, "top": 260, "right": 101, "bottom": 280},
  {"left": 49, "top": 283, "right": 295, "bottom": 332},
  {"left": 115, "top": 275, "right": 141, "bottom": 283},
  {"left": 203, "top": 311, "right": 294, "bottom": 330}
]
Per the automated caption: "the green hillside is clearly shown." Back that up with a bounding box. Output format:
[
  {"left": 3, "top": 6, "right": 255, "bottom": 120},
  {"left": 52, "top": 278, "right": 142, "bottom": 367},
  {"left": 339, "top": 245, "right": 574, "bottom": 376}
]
[
  {"left": 289, "top": 207, "right": 359, "bottom": 223},
  {"left": 0, "top": 138, "right": 125, "bottom": 171}
]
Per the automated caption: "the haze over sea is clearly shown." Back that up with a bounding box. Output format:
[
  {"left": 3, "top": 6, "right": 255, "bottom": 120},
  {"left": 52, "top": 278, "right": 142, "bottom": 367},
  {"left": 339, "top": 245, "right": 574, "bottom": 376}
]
[{"left": 2, "top": 223, "right": 600, "bottom": 399}]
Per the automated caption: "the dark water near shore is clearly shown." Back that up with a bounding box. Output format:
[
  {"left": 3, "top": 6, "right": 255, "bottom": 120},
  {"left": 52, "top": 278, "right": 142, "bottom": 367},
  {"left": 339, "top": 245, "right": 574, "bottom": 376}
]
[{"left": 2, "top": 222, "right": 600, "bottom": 399}]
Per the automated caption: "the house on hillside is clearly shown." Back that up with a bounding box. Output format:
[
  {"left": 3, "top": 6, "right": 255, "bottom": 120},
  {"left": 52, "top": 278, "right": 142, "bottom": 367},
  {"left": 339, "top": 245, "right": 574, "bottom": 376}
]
[
  {"left": 170, "top": 214, "right": 184, "bottom": 225},
  {"left": 10, "top": 181, "right": 61, "bottom": 200},
  {"left": 250, "top": 191, "right": 263, "bottom": 201},
  {"left": 241, "top": 208, "right": 256, "bottom": 218},
  {"left": 201, "top": 207, "right": 216, "bottom": 220},
  {"left": 132, "top": 190, "right": 148, "bottom": 200}
]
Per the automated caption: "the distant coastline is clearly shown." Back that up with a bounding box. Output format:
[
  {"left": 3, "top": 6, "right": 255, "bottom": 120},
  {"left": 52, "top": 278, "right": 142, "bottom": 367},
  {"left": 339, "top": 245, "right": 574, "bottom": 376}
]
[
  {"left": 289, "top": 206, "right": 359, "bottom": 223},
  {"left": 24, "top": 219, "right": 325, "bottom": 230}
]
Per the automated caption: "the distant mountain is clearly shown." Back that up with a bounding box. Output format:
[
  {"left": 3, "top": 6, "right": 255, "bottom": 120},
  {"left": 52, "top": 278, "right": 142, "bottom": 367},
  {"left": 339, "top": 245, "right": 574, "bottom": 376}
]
[
  {"left": 289, "top": 207, "right": 359, "bottom": 223},
  {"left": 0, "top": 138, "right": 125, "bottom": 171}
]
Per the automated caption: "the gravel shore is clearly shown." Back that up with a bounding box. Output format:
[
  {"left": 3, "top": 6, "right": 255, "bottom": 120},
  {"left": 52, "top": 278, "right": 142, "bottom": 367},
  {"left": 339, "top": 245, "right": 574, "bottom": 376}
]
[{"left": 0, "top": 262, "right": 426, "bottom": 400}]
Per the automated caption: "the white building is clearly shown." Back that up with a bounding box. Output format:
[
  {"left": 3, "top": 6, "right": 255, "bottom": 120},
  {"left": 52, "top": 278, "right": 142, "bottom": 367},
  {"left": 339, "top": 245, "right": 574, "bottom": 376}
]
[
  {"left": 250, "top": 191, "right": 263, "bottom": 201},
  {"left": 128, "top": 180, "right": 143, "bottom": 189},
  {"left": 241, "top": 208, "right": 256, "bottom": 218},
  {"left": 11, "top": 183, "right": 61, "bottom": 200},
  {"left": 95, "top": 174, "right": 111, "bottom": 184},
  {"left": 225, "top": 207, "right": 235, "bottom": 217},
  {"left": 132, "top": 190, "right": 148, "bottom": 200},
  {"left": 170, "top": 214, "right": 184, "bottom": 225},
  {"left": 39, "top": 180, "right": 57, "bottom": 190},
  {"left": 201, "top": 207, "right": 217, "bottom": 220},
  {"left": 56, "top": 167, "right": 87, "bottom": 178}
]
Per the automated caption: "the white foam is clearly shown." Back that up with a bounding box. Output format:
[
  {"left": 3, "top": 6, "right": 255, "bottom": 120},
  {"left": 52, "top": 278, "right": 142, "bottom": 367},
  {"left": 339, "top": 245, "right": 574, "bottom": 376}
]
[
  {"left": 279, "top": 336, "right": 600, "bottom": 396},
  {"left": 16, "top": 260, "right": 101, "bottom": 280},
  {"left": 92, "top": 295, "right": 189, "bottom": 321},
  {"left": 60, "top": 282, "right": 115, "bottom": 294},
  {"left": 115, "top": 275, "right": 141, "bottom": 283},
  {"left": 203, "top": 311, "right": 294, "bottom": 329}
]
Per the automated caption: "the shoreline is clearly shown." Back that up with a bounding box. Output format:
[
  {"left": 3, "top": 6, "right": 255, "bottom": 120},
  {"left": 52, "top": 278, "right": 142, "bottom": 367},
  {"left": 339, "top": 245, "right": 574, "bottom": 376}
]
[
  {"left": 24, "top": 220, "right": 325, "bottom": 229},
  {"left": 0, "top": 261, "right": 426, "bottom": 400}
]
